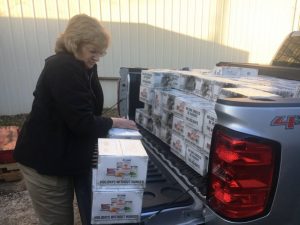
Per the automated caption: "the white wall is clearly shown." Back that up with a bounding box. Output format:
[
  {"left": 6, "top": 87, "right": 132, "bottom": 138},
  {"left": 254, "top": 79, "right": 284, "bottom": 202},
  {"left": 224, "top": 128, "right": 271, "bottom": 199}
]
[{"left": 0, "top": 0, "right": 299, "bottom": 115}]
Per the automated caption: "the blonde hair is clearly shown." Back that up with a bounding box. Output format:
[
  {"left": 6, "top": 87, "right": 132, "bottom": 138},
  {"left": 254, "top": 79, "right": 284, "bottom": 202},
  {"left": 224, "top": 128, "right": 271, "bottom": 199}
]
[{"left": 55, "top": 14, "right": 110, "bottom": 55}]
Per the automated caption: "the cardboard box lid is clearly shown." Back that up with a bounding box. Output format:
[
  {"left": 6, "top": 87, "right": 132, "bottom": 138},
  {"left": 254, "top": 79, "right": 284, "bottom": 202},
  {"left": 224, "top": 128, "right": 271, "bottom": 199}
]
[
  {"left": 221, "top": 87, "right": 280, "bottom": 98},
  {"left": 98, "top": 139, "right": 148, "bottom": 157},
  {"left": 107, "top": 128, "right": 142, "bottom": 139}
]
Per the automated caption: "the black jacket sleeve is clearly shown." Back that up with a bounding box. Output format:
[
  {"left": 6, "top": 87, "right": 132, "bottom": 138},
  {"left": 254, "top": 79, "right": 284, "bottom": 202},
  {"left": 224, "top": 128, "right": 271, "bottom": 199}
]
[{"left": 45, "top": 57, "right": 112, "bottom": 138}]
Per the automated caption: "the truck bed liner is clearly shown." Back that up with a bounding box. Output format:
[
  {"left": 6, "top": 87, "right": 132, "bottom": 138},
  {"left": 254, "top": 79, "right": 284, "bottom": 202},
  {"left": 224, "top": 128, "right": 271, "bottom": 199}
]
[{"left": 140, "top": 126, "right": 207, "bottom": 203}]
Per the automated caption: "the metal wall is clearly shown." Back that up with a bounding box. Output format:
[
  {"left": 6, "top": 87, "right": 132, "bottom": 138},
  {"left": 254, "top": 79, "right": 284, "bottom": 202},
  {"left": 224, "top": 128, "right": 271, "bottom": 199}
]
[{"left": 0, "top": 0, "right": 299, "bottom": 115}]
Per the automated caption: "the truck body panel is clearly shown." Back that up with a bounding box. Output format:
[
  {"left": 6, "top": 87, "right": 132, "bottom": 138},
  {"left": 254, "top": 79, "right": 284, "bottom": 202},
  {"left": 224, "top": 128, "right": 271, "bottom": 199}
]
[{"left": 205, "top": 98, "right": 300, "bottom": 225}]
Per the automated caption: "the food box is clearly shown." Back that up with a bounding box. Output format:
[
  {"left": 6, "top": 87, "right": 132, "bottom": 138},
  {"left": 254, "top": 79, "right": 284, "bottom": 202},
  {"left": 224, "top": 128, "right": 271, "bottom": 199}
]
[
  {"left": 193, "top": 76, "right": 214, "bottom": 100},
  {"left": 183, "top": 75, "right": 196, "bottom": 92},
  {"left": 170, "top": 132, "right": 186, "bottom": 160},
  {"left": 203, "top": 135, "right": 212, "bottom": 154},
  {"left": 93, "top": 139, "right": 148, "bottom": 189},
  {"left": 153, "top": 88, "right": 164, "bottom": 116},
  {"left": 160, "top": 125, "right": 172, "bottom": 145},
  {"left": 173, "top": 95, "right": 201, "bottom": 117},
  {"left": 174, "top": 71, "right": 196, "bottom": 92},
  {"left": 107, "top": 128, "right": 142, "bottom": 140},
  {"left": 139, "top": 85, "right": 155, "bottom": 104},
  {"left": 135, "top": 108, "right": 144, "bottom": 125},
  {"left": 172, "top": 116, "right": 185, "bottom": 136},
  {"left": 142, "top": 114, "right": 153, "bottom": 132},
  {"left": 144, "top": 103, "right": 153, "bottom": 117},
  {"left": 0, "top": 126, "right": 19, "bottom": 163},
  {"left": 213, "top": 66, "right": 258, "bottom": 77},
  {"left": 141, "top": 69, "right": 175, "bottom": 88},
  {"left": 91, "top": 188, "right": 143, "bottom": 224},
  {"left": 179, "top": 70, "right": 210, "bottom": 92},
  {"left": 219, "top": 87, "right": 280, "bottom": 99},
  {"left": 184, "top": 125, "right": 204, "bottom": 149},
  {"left": 237, "top": 76, "right": 272, "bottom": 85},
  {"left": 170, "top": 72, "right": 186, "bottom": 90},
  {"left": 161, "top": 109, "right": 173, "bottom": 128},
  {"left": 203, "top": 109, "right": 217, "bottom": 137},
  {"left": 191, "top": 69, "right": 212, "bottom": 75},
  {"left": 161, "top": 89, "right": 187, "bottom": 111},
  {"left": 152, "top": 115, "right": 161, "bottom": 138},
  {"left": 185, "top": 144, "right": 209, "bottom": 176},
  {"left": 210, "top": 77, "right": 240, "bottom": 101},
  {"left": 183, "top": 100, "right": 213, "bottom": 130},
  {"left": 243, "top": 83, "right": 297, "bottom": 98}
]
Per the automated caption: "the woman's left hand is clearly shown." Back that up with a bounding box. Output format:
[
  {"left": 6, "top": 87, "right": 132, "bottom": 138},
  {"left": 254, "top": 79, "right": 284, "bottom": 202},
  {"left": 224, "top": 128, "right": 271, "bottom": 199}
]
[{"left": 111, "top": 117, "right": 138, "bottom": 130}]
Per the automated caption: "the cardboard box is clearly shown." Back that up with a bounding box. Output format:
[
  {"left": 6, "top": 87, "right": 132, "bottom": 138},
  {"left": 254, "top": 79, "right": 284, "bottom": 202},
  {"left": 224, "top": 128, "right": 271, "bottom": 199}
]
[
  {"left": 179, "top": 70, "right": 210, "bottom": 92},
  {"left": 193, "top": 76, "right": 214, "bottom": 100},
  {"left": 203, "top": 109, "right": 217, "bottom": 137},
  {"left": 141, "top": 69, "right": 175, "bottom": 88},
  {"left": 144, "top": 103, "right": 153, "bottom": 117},
  {"left": 219, "top": 87, "right": 280, "bottom": 99},
  {"left": 190, "top": 69, "right": 212, "bottom": 75},
  {"left": 139, "top": 85, "right": 155, "bottom": 104},
  {"left": 170, "top": 132, "right": 186, "bottom": 160},
  {"left": 183, "top": 74, "right": 196, "bottom": 92},
  {"left": 152, "top": 88, "right": 165, "bottom": 115},
  {"left": 160, "top": 125, "right": 172, "bottom": 145},
  {"left": 161, "top": 89, "right": 187, "bottom": 111},
  {"left": 93, "top": 139, "right": 148, "bottom": 189},
  {"left": 184, "top": 125, "right": 204, "bottom": 149},
  {"left": 152, "top": 115, "right": 161, "bottom": 138},
  {"left": 107, "top": 128, "right": 142, "bottom": 140},
  {"left": 161, "top": 109, "right": 173, "bottom": 128},
  {"left": 172, "top": 116, "right": 185, "bottom": 136},
  {"left": 203, "top": 135, "right": 212, "bottom": 154},
  {"left": 243, "top": 83, "right": 297, "bottom": 98},
  {"left": 173, "top": 95, "right": 201, "bottom": 117},
  {"left": 211, "top": 77, "right": 239, "bottom": 101},
  {"left": 213, "top": 66, "right": 258, "bottom": 77},
  {"left": 91, "top": 189, "right": 143, "bottom": 224},
  {"left": 142, "top": 114, "right": 153, "bottom": 132},
  {"left": 185, "top": 144, "right": 209, "bottom": 176},
  {"left": 174, "top": 71, "right": 196, "bottom": 92},
  {"left": 184, "top": 100, "right": 213, "bottom": 130},
  {"left": 170, "top": 72, "right": 186, "bottom": 90},
  {"left": 135, "top": 108, "right": 144, "bottom": 125}
]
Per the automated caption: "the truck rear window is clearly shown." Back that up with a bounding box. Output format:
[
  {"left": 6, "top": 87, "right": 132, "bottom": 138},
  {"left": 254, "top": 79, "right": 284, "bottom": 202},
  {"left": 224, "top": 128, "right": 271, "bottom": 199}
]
[{"left": 272, "top": 33, "right": 300, "bottom": 68}]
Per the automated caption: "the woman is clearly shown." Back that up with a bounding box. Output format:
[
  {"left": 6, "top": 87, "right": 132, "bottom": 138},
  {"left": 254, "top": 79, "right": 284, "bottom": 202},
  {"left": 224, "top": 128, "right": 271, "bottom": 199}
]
[{"left": 14, "top": 14, "right": 136, "bottom": 225}]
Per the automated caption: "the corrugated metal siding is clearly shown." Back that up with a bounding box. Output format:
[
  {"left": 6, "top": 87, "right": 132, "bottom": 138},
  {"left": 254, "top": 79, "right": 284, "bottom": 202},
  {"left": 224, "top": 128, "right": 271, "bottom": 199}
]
[{"left": 0, "top": 0, "right": 299, "bottom": 115}]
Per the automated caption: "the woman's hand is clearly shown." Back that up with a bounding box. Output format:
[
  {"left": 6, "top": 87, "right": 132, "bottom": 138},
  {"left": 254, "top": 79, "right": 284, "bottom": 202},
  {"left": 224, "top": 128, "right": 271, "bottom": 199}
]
[{"left": 111, "top": 117, "right": 138, "bottom": 130}]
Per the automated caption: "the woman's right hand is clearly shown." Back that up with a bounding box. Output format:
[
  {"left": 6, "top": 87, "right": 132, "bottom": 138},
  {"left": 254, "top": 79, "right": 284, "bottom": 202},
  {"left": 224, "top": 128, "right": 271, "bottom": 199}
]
[{"left": 111, "top": 117, "right": 138, "bottom": 130}]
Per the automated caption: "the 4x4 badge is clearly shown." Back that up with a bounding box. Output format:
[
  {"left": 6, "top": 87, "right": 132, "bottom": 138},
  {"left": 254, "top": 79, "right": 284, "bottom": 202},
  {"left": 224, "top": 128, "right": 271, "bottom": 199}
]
[{"left": 271, "top": 115, "right": 300, "bottom": 129}]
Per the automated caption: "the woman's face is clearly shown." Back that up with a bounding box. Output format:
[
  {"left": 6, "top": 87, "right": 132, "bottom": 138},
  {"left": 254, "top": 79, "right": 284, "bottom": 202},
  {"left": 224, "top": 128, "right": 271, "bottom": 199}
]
[{"left": 76, "top": 44, "right": 106, "bottom": 69}]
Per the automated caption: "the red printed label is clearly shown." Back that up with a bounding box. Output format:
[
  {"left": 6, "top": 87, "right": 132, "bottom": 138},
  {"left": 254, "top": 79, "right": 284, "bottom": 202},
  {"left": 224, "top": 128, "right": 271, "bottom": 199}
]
[{"left": 271, "top": 115, "right": 300, "bottom": 129}]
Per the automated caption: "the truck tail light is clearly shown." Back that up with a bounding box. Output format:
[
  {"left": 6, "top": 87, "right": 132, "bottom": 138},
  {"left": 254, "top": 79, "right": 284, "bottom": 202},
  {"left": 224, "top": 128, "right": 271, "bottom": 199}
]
[{"left": 207, "top": 126, "right": 280, "bottom": 221}]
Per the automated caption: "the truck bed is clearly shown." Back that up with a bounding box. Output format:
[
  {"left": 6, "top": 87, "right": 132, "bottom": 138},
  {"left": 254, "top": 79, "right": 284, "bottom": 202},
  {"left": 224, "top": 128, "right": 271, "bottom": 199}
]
[{"left": 139, "top": 126, "right": 206, "bottom": 224}]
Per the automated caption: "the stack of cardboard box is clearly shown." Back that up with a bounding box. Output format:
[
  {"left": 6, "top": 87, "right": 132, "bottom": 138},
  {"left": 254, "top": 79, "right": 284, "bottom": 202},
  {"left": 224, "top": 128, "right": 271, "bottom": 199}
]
[
  {"left": 91, "top": 138, "right": 148, "bottom": 224},
  {"left": 136, "top": 66, "right": 300, "bottom": 177}
]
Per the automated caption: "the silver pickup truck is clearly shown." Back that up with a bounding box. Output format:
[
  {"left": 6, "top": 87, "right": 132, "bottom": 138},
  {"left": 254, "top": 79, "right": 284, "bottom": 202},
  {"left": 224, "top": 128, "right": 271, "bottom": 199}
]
[{"left": 118, "top": 31, "right": 300, "bottom": 225}]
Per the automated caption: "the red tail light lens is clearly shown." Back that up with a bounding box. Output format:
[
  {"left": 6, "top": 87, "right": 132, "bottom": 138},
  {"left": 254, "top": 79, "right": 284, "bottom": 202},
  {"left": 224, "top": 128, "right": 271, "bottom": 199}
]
[{"left": 207, "top": 126, "right": 280, "bottom": 221}]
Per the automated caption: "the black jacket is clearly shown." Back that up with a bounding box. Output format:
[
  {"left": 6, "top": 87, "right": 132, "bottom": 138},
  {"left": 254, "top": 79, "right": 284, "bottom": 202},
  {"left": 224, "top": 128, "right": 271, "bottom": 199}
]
[{"left": 14, "top": 52, "right": 113, "bottom": 176}]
